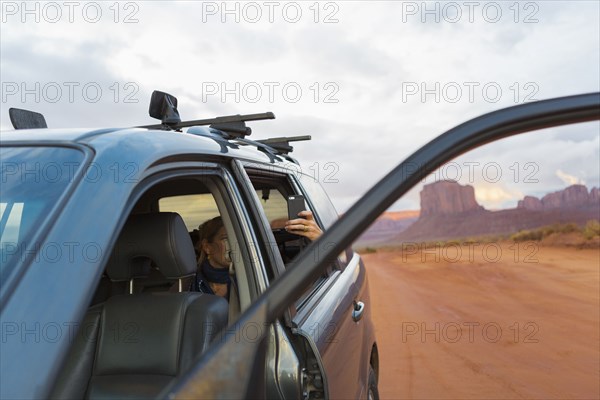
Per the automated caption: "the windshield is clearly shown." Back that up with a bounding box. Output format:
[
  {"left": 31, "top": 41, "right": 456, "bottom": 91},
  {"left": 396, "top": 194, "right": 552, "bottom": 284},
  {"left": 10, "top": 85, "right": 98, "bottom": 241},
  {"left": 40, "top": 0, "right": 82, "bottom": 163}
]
[{"left": 0, "top": 146, "right": 85, "bottom": 287}]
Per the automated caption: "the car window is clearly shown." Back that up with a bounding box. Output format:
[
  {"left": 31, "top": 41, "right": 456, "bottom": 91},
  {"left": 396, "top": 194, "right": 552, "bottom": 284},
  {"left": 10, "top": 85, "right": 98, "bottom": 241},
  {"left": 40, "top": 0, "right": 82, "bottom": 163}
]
[
  {"left": 85, "top": 173, "right": 258, "bottom": 313},
  {"left": 253, "top": 187, "right": 288, "bottom": 229},
  {"left": 244, "top": 171, "right": 308, "bottom": 261},
  {"left": 297, "top": 173, "right": 339, "bottom": 229},
  {"left": 297, "top": 172, "right": 352, "bottom": 267},
  {"left": 0, "top": 146, "right": 85, "bottom": 286},
  {"left": 244, "top": 168, "right": 332, "bottom": 309},
  {"left": 159, "top": 193, "right": 220, "bottom": 231}
]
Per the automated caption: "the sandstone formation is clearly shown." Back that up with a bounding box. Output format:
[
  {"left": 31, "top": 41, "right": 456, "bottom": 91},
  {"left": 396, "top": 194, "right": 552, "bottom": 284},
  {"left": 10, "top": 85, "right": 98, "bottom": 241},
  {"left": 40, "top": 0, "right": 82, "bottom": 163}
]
[
  {"left": 518, "top": 196, "right": 543, "bottom": 211},
  {"left": 420, "top": 180, "right": 484, "bottom": 217},
  {"left": 388, "top": 183, "right": 600, "bottom": 244},
  {"left": 518, "top": 184, "right": 599, "bottom": 211},
  {"left": 591, "top": 187, "right": 600, "bottom": 202}
]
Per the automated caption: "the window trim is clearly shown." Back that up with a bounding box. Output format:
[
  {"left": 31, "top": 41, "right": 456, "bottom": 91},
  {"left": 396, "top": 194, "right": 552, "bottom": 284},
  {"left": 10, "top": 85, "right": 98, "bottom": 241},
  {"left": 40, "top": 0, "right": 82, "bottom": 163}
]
[
  {"left": 238, "top": 160, "right": 341, "bottom": 319},
  {"left": 99, "top": 162, "right": 265, "bottom": 307},
  {"left": 233, "top": 160, "right": 291, "bottom": 281}
]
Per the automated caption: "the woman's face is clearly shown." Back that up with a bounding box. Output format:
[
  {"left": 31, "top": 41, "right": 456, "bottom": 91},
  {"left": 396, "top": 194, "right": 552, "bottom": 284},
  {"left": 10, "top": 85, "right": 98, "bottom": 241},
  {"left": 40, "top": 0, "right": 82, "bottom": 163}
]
[{"left": 202, "top": 226, "right": 230, "bottom": 269}]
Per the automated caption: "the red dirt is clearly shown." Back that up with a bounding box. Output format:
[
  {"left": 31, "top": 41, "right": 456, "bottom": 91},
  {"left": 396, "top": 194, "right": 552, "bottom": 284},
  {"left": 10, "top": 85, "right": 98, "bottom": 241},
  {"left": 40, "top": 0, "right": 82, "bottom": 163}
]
[{"left": 364, "top": 243, "right": 600, "bottom": 399}]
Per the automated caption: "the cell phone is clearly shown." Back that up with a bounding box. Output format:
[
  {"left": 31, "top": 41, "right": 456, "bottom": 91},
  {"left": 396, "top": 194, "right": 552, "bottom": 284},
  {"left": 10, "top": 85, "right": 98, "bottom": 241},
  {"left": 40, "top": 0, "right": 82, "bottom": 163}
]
[{"left": 288, "top": 195, "right": 306, "bottom": 220}]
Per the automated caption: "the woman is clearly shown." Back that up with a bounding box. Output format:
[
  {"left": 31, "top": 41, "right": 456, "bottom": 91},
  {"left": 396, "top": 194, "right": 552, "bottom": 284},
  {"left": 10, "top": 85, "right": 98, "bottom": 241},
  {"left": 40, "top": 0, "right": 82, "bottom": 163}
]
[
  {"left": 193, "top": 211, "right": 322, "bottom": 299},
  {"left": 193, "top": 216, "right": 232, "bottom": 298}
]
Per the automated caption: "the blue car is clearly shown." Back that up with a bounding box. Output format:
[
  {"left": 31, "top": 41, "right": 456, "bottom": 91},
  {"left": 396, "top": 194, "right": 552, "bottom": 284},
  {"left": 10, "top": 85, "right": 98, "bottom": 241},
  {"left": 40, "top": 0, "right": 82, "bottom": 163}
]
[{"left": 1, "top": 92, "right": 378, "bottom": 400}]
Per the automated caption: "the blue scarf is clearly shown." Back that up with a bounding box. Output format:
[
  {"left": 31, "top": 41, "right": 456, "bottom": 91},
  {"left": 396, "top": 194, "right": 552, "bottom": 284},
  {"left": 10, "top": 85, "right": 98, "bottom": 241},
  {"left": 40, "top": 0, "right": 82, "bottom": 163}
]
[{"left": 201, "top": 259, "right": 230, "bottom": 284}]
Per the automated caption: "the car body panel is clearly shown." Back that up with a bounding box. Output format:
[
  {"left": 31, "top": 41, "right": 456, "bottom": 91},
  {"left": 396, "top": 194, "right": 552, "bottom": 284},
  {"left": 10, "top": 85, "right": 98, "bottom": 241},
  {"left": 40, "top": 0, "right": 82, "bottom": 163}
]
[{"left": 293, "top": 254, "right": 369, "bottom": 399}]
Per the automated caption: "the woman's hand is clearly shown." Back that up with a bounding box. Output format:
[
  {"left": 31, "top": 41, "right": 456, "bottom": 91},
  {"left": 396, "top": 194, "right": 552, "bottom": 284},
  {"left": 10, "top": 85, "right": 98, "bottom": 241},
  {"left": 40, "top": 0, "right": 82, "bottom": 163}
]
[{"left": 285, "top": 210, "right": 323, "bottom": 241}]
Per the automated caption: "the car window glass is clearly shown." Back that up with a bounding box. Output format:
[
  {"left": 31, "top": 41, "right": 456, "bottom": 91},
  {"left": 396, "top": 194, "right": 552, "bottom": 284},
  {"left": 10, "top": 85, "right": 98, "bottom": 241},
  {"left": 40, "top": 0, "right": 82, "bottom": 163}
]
[
  {"left": 159, "top": 193, "right": 219, "bottom": 231},
  {"left": 298, "top": 173, "right": 339, "bottom": 229},
  {"left": 297, "top": 173, "right": 351, "bottom": 268},
  {"left": 253, "top": 188, "right": 288, "bottom": 228},
  {"left": 0, "top": 146, "right": 84, "bottom": 286}
]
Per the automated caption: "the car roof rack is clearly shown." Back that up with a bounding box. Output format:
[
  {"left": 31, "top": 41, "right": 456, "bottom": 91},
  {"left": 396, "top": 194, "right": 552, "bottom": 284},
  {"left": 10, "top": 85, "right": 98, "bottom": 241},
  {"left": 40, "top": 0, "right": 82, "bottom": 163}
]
[
  {"left": 5, "top": 90, "right": 313, "bottom": 160},
  {"left": 142, "top": 90, "right": 312, "bottom": 160}
]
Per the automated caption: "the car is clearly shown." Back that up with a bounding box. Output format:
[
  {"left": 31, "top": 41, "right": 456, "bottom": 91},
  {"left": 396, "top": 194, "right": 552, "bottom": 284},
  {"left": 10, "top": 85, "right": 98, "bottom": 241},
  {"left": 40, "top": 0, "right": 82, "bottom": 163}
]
[
  {"left": 0, "top": 91, "right": 378, "bottom": 400},
  {"left": 1, "top": 91, "right": 598, "bottom": 400}
]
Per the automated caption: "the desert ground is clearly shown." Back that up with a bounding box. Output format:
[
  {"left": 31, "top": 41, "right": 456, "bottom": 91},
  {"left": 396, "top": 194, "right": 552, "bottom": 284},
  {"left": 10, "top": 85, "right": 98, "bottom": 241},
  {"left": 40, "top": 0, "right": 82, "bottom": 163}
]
[{"left": 364, "top": 243, "right": 599, "bottom": 399}]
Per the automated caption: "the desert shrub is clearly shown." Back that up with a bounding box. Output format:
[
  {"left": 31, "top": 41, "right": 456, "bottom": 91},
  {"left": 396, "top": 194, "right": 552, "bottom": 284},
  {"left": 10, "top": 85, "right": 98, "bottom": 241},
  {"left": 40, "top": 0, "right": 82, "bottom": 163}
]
[
  {"left": 538, "top": 223, "right": 577, "bottom": 237},
  {"left": 583, "top": 220, "right": 600, "bottom": 240},
  {"left": 511, "top": 230, "right": 543, "bottom": 242},
  {"left": 556, "top": 223, "right": 580, "bottom": 234},
  {"left": 540, "top": 224, "right": 557, "bottom": 237},
  {"left": 355, "top": 246, "right": 379, "bottom": 253},
  {"left": 510, "top": 231, "right": 526, "bottom": 242},
  {"left": 512, "top": 222, "right": 587, "bottom": 242}
]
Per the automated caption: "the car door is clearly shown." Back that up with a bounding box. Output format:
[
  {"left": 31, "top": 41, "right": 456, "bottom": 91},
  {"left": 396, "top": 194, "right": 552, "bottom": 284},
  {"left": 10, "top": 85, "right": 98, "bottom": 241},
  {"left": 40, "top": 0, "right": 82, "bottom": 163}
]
[
  {"left": 163, "top": 93, "right": 600, "bottom": 399},
  {"left": 229, "top": 161, "right": 332, "bottom": 398},
  {"left": 290, "top": 171, "right": 373, "bottom": 399}
]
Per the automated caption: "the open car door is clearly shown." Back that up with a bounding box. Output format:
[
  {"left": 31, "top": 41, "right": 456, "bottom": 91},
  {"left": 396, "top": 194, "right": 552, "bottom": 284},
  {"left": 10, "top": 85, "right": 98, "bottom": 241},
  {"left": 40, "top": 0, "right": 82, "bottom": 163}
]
[{"left": 160, "top": 92, "right": 600, "bottom": 399}]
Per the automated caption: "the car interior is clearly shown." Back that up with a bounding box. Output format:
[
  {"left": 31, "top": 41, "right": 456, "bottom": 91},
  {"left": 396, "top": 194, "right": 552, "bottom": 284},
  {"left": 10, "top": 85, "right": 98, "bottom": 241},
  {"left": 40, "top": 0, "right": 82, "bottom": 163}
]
[
  {"left": 49, "top": 173, "right": 315, "bottom": 399},
  {"left": 49, "top": 211, "right": 229, "bottom": 399},
  {"left": 247, "top": 177, "right": 311, "bottom": 265}
]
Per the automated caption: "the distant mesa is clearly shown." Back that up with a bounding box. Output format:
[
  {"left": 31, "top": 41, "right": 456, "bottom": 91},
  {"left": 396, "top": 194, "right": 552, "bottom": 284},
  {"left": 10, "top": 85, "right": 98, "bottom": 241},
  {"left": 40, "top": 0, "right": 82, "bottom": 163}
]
[
  {"left": 356, "top": 210, "right": 420, "bottom": 247},
  {"left": 518, "top": 196, "right": 543, "bottom": 211},
  {"left": 518, "top": 184, "right": 599, "bottom": 211},
  {"left": 358, "top": 181, "right": 600, "bottom": 246},
  {"left": 420, "top": 180, "right": 484, "bottom": 216}
]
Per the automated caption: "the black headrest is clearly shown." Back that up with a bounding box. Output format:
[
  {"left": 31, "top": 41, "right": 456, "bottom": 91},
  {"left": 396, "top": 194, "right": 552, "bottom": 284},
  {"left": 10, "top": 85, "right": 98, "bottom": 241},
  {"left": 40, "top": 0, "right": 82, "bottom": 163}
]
[{"left": 106, "top": 213, "right": 197, "bottom": 282}]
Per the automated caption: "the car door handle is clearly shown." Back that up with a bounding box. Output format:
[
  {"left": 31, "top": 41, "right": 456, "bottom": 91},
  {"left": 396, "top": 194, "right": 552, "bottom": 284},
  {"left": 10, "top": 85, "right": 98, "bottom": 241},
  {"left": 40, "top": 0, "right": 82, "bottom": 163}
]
[{"left": 352, "top": 301, "right": 365, "bottom": 322}]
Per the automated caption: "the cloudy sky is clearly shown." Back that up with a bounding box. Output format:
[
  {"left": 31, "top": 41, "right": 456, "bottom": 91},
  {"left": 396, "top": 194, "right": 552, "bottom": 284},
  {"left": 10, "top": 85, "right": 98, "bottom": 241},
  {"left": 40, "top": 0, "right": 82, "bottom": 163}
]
[{"left": 1, "top": 0, "right": 599, "bottom": 212}]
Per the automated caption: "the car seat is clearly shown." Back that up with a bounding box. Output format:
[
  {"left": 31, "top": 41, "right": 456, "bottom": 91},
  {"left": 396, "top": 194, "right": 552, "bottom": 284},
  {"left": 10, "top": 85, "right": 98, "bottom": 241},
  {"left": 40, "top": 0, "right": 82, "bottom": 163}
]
[{"left": 50, "top": 212, "right": 229, "bottom": 399}]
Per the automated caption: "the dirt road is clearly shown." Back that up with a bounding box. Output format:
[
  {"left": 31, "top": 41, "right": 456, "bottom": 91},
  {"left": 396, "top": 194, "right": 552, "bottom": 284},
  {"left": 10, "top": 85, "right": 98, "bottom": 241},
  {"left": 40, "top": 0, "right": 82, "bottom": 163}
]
[{"left": 364, "top": 243, "right": 599, "bottom": 399}]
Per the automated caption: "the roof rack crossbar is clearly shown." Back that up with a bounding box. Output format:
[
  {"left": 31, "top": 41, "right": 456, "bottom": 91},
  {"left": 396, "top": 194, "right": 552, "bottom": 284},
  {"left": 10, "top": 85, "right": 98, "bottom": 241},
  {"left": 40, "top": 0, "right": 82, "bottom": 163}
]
[
  {"left": 256, "top": 135, "right": 311, "bottom": 154},
  {"left": 234, "top": 137, "right": 299, "bottom": 164},
  {"left": 139, "top": 112, "right": 275, "bottom": 131}
]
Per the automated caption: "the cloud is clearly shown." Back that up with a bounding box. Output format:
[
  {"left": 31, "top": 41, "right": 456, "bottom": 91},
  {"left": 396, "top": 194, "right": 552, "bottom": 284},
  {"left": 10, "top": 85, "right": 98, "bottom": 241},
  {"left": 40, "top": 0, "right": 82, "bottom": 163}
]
[
  {"left": 1, "top": 1, "right": 599, "bottom": 212},
  {"left": 474, "top": 184, "right": 523, "bottom": 210},
  {"left": 556, "top": 170, "right": 585, "bottom": 186}
]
